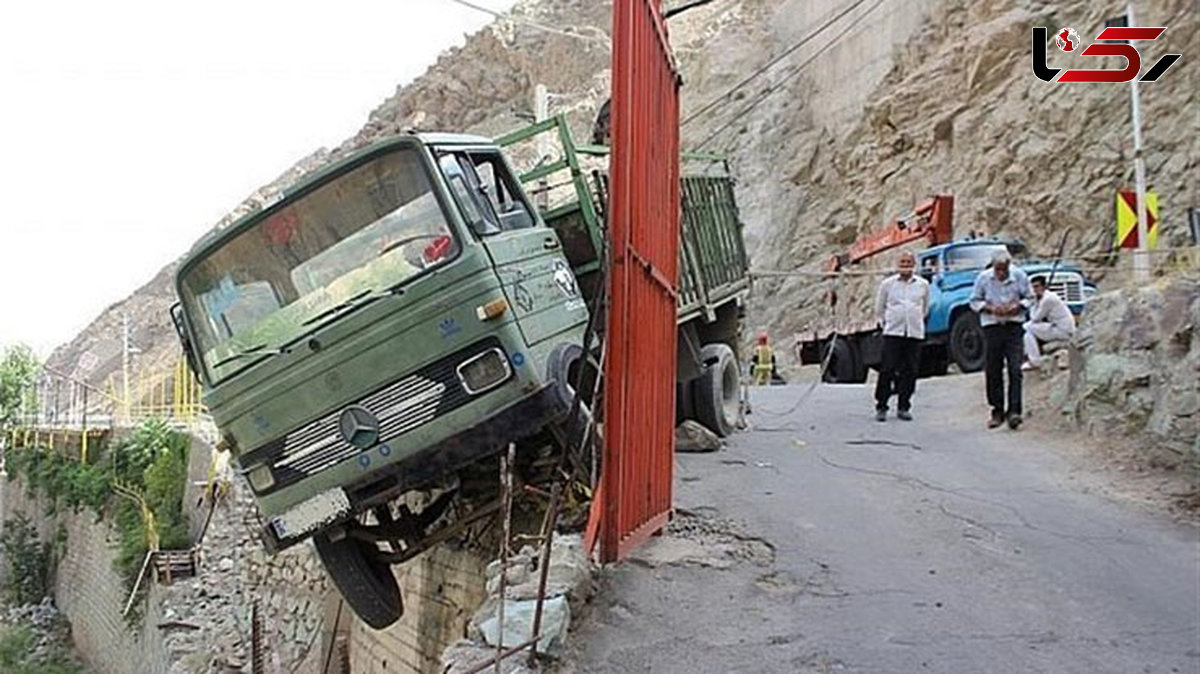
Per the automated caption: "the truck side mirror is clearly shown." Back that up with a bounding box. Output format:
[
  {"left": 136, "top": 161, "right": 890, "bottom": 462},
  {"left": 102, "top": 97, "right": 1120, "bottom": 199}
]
[{"left": 170, "top": 303, "right": 203, "bottom": 383}]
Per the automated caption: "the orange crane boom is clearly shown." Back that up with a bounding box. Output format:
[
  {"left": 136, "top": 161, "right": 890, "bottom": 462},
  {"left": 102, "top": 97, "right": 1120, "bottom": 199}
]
[{"left": 826, "top": 195, "right": 955, "bottom": 272}]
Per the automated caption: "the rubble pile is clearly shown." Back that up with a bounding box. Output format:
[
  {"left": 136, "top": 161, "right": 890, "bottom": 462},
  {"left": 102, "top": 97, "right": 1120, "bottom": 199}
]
[
  {"left": 0, "top": 598, "right": 84, "bottom": 669},
  {"left": 440, "top": 533, "right": 595, "bottom": 673},
  {"left": 154, "top": 482, "right": 330, "bottom": 673}
]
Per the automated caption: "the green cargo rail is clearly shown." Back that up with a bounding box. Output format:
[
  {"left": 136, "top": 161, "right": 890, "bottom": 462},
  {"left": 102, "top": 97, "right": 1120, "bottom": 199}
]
[{"left": 496, "top": 114, "right": 750, "bottom": 326}]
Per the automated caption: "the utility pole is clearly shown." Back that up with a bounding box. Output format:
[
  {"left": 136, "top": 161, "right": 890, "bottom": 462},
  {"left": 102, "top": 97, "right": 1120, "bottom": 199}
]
[
  {"left": 1127, "top": 3, "right": 1151, "bottom": 281},
  {"left": 122, "top": 313, "right": 135, "bottom": 424}
]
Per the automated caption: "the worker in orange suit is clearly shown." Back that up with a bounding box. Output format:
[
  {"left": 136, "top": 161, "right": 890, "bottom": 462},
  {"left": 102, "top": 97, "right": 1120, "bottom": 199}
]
[{"left": 750, "top": 333, "right": 776, "bottom": 385}]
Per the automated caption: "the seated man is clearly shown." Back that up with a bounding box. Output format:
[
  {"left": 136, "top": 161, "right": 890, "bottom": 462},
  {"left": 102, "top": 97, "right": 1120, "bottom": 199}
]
[{"left": 1023, "top": 275, "right": 1075, "bottom": 369}]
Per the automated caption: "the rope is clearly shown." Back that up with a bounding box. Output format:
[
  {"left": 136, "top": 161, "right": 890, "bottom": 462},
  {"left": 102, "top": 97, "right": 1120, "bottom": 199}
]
[{"left": 746, "top": 274, "right": 844, "bottom": 428}]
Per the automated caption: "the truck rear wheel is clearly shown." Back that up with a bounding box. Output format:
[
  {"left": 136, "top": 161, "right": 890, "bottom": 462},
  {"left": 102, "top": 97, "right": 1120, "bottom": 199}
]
[
  {"left": 676, "top": 381, "right": 695, "bottom": 424},
  {"left": 314, "top": 533, "right": 403, "bottom": 629},
  {"left": 950, "top": 311, "right": 985, "bottom": 373},
  {"left": 693, "top": 343, "right": 738, "bottom": 437}
]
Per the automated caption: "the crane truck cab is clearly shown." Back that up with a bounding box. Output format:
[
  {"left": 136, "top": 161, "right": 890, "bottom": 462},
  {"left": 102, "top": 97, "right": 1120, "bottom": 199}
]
[{"left": 171, "top": 133, "right": 591, "bottom": 629}]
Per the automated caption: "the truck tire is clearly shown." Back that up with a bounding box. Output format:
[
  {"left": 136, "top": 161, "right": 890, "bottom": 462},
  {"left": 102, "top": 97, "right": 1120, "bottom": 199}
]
[
  {"left": 545, "top": 343, "right": 586, "bottom": 414},
  {"left": 314, "top": 533, "right": 403, "bottom": 629},
  {"left": 676, "top": 381, "right": 695, "bottom": 423},
  {"left": 950, "top": 311, "right": 985, "bottom": 373},
  {"left": 693, "top": 343, "right": 738, "bottom": 437},
  {"left": 820, "top": 339, "right": 861, "bottom": 383}
]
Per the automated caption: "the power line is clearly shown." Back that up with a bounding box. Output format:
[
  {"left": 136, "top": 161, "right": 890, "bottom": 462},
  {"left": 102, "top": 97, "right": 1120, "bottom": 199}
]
[
  {"left": 680, "top": 0, "right": 870, "bottom": 128},
  {"left": 444, "top": 0, "right": 609, "bottom": 45},
  {"left": 692, "top": 0, "right": 886, "bottom": 150},
  {"left": 665, "top": 0, "right": 721, "bottom": 19}
]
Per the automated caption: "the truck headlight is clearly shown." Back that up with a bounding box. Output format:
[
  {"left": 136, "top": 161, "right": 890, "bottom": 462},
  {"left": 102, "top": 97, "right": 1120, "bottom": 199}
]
[
  {"left": 246, "top": 464, "right": 275, "bottom": 492},
  {"left": 456, "top": 348, "right": 511, "bottom": 395}
]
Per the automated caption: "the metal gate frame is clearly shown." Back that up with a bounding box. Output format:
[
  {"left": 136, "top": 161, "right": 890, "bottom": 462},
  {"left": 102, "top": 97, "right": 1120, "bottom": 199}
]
[{"left": 597, "top": 0, "right": 682, "bottom": 563}]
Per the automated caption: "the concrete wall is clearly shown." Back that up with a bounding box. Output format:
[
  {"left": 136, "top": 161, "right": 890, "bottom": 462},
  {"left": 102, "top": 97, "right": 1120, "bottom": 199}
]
[
  {"left": 1, "top": 477, "right": 174, "bottom": 674},
  {"left": 349, "top": 542, "right": 492, "bottom": 674}
]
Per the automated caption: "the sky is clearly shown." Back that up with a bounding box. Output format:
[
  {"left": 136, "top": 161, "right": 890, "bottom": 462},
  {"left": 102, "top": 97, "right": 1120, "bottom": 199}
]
[{"left": 0, "top": 0, "right": 518, "bottom": 357}]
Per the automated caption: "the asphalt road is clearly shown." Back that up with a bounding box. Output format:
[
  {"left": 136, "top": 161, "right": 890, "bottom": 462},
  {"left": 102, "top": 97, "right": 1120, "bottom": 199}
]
[{"left": 565, "top": 374, "right": 1200, "bottom": 674}]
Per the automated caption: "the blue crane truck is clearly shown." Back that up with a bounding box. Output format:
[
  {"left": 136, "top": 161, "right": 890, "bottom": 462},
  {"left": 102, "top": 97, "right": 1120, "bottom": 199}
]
[{"left": 798, "top": 231, "right": 1095, "bottom": 383}]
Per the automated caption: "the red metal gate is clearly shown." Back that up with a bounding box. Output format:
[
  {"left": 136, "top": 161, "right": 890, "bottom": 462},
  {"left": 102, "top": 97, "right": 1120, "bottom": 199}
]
[{"left": 597, "top": 0, "right": 682, "bottom": 563}]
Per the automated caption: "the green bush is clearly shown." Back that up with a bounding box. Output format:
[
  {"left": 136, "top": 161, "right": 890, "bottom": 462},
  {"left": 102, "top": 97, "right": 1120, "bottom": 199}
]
[
  {"left": 0, "top": 624, "right": 36, "bottom": 668},
  {"left": 4, "top": 419, "right": 193, "bottom": 591},
  {"left": 0, "top": 514, "right": 52, "bottom": 606},
  {"left": 0, "top": 623, "right": 82, "bottom": 674}
]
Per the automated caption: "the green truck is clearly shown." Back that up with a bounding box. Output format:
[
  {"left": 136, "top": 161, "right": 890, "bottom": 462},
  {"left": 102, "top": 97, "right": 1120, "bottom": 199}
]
[{"left": 170, "top": 115, "right": 748, "bottom": 628}]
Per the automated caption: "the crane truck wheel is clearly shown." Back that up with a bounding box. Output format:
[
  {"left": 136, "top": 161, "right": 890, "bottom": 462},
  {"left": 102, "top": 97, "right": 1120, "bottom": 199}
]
[
  {"left": 949, "top": 311, "right": 986, "bottom": 373},
  {"left": 693, "top": 343, "right": 738, "bottom": 437},
  {"left": 819, "top": 339, "right": 859, "bottom": 383},
  {"left": 314, "top": 532, "right": 403, "bottom": 629}
]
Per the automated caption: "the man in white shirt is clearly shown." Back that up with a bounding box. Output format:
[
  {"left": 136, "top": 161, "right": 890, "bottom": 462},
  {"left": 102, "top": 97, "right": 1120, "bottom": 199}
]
[
  {"left": 1023, "top": 275, "right": 1076, "bottom": 369},
  {"left": 873, "top": 251, "right": 931, "bottom": 421}
]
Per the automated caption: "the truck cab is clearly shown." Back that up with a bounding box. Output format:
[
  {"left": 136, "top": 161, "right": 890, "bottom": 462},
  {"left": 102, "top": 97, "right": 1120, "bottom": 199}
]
[
  {"left": 172, "top": 133, "right": 590, "bottom": 628},
  {"left": 918, "top": 239, "right": 1094, "bottom": 373}
]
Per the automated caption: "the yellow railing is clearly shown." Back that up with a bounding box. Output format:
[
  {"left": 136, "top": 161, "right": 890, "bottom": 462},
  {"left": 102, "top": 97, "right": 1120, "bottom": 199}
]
[{"left": 8, "top": 355, "right": 210, "bottom": 459}]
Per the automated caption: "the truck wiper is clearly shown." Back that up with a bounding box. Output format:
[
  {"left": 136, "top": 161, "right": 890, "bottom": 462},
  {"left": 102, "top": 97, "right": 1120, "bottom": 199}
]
[
  {"left": 301, "top": 289, "right": 375, "bottom": 327},
  {"left": 210, "top": 344, "right": 284, "bottom": 369}
]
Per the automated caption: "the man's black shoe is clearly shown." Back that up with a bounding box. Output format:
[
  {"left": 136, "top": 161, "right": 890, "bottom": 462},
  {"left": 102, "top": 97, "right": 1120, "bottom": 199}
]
[
  {"left": 1007, "top": 414, "right": 1023, "bottom": 430},
  {"left": 897, "top": 410, "right": 913, "bottom": 421}
]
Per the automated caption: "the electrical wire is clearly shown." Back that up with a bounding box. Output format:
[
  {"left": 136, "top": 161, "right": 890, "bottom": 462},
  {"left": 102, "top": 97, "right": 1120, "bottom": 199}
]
[
  {"left": 692, "top": 0, "right": 886, "bottom": 150},
  {"left": 680, "top": 0, "right": 870, "bottom": 128},
  {"left": 443, "top": 0, "right": 609, "bottom": 45}
]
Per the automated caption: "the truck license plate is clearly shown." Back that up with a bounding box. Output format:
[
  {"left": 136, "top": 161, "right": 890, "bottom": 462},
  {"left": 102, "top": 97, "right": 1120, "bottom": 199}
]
[{"left": 270, "top": 488, "right": 351, "bottom": 540}]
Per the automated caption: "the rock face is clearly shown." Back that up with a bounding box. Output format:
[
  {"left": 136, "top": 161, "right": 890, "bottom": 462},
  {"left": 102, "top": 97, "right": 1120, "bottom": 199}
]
[
  {"left": 1066, "top": 278, "right": 1200, "bottom": 461},
  {"left": 741, "top": 0, "right": 1199, "bottom": 351}
]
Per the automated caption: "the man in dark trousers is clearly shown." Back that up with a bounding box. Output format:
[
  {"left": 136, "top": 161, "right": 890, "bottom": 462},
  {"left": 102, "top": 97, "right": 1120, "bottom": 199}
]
[
  {"left": 970, "top": 250, "right": 1034, "bottom": 429},
  {"left": 873, "top": 251, "right": 930, "bottom": 421}
]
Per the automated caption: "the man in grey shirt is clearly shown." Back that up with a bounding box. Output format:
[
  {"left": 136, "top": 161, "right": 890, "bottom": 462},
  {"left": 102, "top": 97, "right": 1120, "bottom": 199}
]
[
  {"left": 873, "top": 251, "right": 930, "bottom": 421},
  {"left": 969, "top": 250, "right": 1034, "bottom": 429}
]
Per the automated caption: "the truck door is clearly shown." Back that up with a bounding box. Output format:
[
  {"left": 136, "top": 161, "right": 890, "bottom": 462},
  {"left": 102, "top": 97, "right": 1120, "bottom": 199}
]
[{"left": 438, "top": 150, "right": 588, "bottom": 347}]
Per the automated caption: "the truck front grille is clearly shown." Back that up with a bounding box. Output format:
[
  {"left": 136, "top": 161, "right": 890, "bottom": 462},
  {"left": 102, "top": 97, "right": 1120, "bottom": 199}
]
[
  {"left": 1046, "top": 274, "right": 1083, "bottom": 303},
  {"left": 244, "top": 338, "right": 507, "bottom": 494}
]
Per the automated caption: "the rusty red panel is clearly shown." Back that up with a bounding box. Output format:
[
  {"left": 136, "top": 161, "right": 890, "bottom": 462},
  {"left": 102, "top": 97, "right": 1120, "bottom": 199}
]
[{"left": 598, "top": 0, "right": 681, "bottom": 563}]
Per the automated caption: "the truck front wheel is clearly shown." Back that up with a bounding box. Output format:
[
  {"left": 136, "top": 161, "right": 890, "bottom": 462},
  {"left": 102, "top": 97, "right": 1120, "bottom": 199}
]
[
  {"left": 949, "top": 312, "right": 985, "bottom": 373},
  {"left": 314, "top": 533, "right": 403, "bottom": 629},
  {"left": 693, "top": 343, "right": 739, "bottom": 437}
]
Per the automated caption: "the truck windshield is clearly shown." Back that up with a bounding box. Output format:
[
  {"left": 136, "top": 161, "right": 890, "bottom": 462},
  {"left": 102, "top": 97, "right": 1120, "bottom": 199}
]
[
  {"left": 944, "top": 244, "right": 1008, "bottom": 272},
  {"left": 179, "top": 146, "right": 459, "bottom": 383}
]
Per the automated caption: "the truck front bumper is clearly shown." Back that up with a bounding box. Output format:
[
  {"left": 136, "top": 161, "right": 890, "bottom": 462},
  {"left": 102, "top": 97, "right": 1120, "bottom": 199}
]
[{"left": 259, "top": 383, "right": 564, "bottom": 553}]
